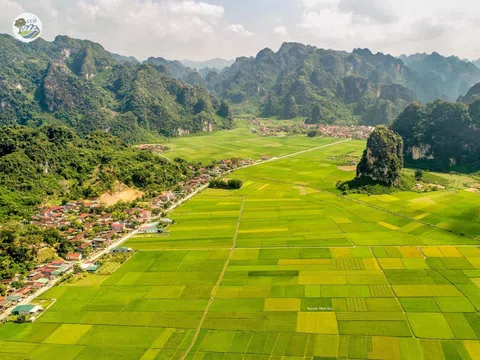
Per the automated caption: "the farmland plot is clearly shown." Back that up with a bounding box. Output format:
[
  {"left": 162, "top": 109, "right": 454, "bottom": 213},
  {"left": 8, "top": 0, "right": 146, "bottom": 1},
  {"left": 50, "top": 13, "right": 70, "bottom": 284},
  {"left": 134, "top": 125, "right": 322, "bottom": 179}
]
[{"left": 1, "top": 136, "right": 479, "bottom": 359}]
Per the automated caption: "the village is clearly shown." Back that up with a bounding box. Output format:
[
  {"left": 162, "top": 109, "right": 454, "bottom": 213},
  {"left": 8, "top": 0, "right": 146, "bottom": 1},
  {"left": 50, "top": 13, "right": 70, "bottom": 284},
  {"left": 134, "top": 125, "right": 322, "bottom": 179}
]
[
  {"left": 250, "top": 119, "right": 374, "bottom": 140},
  {"left": 0, "top": 156, "right": 257, "bottom": 322}
]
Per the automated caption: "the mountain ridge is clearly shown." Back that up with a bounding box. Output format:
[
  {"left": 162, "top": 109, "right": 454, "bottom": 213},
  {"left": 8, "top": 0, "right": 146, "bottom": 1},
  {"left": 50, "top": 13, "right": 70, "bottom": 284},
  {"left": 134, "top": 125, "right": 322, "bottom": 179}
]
[{"left": 0, "top": 34, "right": 233, "bottom": 142}]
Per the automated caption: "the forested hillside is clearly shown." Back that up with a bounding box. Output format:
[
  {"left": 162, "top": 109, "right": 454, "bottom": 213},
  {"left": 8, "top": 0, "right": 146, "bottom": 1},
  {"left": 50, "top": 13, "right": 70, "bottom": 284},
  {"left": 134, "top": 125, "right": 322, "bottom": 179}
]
[
  {"left": 391, "top": 99, "right": 480, "bottom": 172},
  {"left": 203, "top": 44, "right": 420, "bottom": 125},
  {"left": 199, "top": 44, "right": 480, "bottom": 126},
  {"left": 0, "top": 34, "right": 233, "bottom": 143},
  {"left": 0, "top": 125, "right": 193, "bottom": 219},
  {"left": 458, "top": 82, "right": 480, "bottom": 104}
]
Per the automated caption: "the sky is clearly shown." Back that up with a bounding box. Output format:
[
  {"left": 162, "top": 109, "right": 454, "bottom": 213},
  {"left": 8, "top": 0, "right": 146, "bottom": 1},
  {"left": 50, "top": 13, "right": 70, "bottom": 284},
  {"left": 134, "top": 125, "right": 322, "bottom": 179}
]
[{"left": 1, "top": 0, "right": 480, "bottom": 61}]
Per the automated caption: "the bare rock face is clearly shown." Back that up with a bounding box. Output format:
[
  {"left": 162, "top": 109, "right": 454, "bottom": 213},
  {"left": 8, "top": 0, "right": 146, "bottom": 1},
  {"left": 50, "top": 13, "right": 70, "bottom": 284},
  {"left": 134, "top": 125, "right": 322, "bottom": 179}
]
[{"left": 356, "top": 125, "right": 404, "bottom": 186}]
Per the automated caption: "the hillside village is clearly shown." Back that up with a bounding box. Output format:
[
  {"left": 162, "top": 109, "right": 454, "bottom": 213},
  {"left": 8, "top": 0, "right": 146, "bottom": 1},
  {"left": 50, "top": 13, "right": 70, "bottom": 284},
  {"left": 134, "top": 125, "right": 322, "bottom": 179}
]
[
  {"left": 0, "top": 156, "right": 256, "bottom": 318},
  {"left": 249, "top": 120, "right": 374, "bottom": 139}
]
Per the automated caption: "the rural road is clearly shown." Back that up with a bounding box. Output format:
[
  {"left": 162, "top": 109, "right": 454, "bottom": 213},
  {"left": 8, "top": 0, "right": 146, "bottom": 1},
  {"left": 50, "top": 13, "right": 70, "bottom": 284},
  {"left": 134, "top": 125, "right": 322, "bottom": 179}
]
[{"left": 0, "top": 138, "right": 350, "bottom": 322}]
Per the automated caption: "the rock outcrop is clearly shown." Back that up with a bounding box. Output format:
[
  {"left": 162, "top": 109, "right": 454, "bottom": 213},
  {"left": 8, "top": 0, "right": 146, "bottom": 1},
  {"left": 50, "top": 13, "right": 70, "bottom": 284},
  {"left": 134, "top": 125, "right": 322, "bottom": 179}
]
[{"left": 356, "top": 125, "right": 404, "bottom": 186}]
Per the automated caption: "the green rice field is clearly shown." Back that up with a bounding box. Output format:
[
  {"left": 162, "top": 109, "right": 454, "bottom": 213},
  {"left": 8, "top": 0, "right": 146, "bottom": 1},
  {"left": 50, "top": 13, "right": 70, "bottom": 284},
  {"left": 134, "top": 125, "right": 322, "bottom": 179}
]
[{"left": 1, "top": 133, "right": 479, "bottom": 359}]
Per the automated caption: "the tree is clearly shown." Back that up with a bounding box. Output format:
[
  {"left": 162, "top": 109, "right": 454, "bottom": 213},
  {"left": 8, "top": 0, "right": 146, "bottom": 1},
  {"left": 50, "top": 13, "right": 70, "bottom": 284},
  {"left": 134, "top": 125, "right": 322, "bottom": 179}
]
[
  {"left": 307, "top": 130, "right": 317, "bottom": 138},
  {"left": 262, "top": 94, "right": 277, "bottom": 117},
  {"left": 390, "top": 102, "right": 426, "bottom": 147},
  {"left": 283, "top": 96, "right": 298, "bottom": 119},
  {"left": 306, "top": 105, "right": 323, "bottom": 124},
  {"left": 16, "top": 314, "right": 27, "bottom": 323},
  {"left": 469, "top": 99, "right": 480, "bottom": 126},
  {"left": 414, "top": 169, "right": 424, "bottom": 180},
  {"left": 14, "top": 18, "right": 26, "bottom": 34},
  {"left": 227, "top": 179, "right": 243, "bottom": 189},
  {"left": 217, "top": 100, "right": 233, "bottom": 120},
  {"left": 356, "top": 125, "right": 404, "bottom": 186}
]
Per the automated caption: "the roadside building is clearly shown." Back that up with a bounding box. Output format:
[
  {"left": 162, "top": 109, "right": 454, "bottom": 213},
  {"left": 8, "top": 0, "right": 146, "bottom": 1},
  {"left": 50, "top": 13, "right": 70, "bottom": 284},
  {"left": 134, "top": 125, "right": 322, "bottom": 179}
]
[
  {"left": 11, "top": 305, "right": 44, "bottom": 316},
  {"left": 86, "top": 265, "right": 99, "bottom": 273},
  {"left": 111, "top": 222, "right": 126, "bottom": 232},
  {"left": 66, "top": 253, "right": 82, "bottom": 261},
  {"left": 112, "top": 246, "right": 133, "bottom": 253},
  {"left": 138, "top": 223, "right": 160, "bottom": 234},
  {"left": 6, "top": 295, "right": 22, "bottom": 303}
]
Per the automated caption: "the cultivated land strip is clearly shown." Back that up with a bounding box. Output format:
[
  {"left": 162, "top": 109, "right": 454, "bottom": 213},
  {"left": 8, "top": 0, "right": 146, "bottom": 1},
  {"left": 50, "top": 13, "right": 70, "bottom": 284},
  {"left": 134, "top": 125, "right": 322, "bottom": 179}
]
[
  {"left": 253, "top": 176, "right": 478, "bottom": 241},
  {"left": 180, "top": 196, "right": 246, "bottom": 360}
]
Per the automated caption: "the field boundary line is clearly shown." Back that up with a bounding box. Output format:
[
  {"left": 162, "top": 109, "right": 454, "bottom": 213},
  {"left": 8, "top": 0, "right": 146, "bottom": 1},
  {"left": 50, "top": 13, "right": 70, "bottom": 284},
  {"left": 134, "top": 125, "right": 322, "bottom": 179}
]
[
  {"left": 370, "top": 246, "right": 417, "bottom": 339},
  {"left": 252, "top": 176, "right": 477, "bottom": 241},
  {"left": 180, "top": 196, "right": 246, "bottom": 360},
  {"left": 247, "top": 139, "right": 351, "bottom": 167}
]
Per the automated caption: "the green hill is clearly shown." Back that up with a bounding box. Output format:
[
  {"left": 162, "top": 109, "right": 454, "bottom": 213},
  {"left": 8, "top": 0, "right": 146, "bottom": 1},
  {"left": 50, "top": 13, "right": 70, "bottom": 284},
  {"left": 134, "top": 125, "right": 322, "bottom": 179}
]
[
  {"left": 0, "top": 125, "right": 192, "bottom": 219},
  {"left": 204, "top": 44, "right": 420, "bottom": 125},
  {"left": 0, "top": 34, "right": 232, "bottom": 143}
]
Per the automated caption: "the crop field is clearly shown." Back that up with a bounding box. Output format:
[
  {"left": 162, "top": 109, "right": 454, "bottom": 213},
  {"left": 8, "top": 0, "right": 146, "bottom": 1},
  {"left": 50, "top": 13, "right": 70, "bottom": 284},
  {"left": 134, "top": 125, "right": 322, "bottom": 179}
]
[
  {"left": 1, "top": 136, "right": 479, "bottom": 359},
  {"left": 165, "top": 126, "right": 340, "bottom": 163}
]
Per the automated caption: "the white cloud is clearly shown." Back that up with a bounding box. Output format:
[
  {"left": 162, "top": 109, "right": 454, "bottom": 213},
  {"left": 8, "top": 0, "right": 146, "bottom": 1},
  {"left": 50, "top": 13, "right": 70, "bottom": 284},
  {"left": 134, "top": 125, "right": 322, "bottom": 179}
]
[
  {"left": 227, "top": 24, "right": 254, "bottom": 37},
  {"left": 296, "top": 0, "right": 480, "bottom": 58},
  {"left": 168, "top": 0, "right": 224, "bottom": 18},
  {"left": 274, "top": 26, "right": 288, "bottom": 36},
  {"left": 1, "top": 0, "right": 479, "bottom": 61},
  {"left": 0, "top": 0, "right": 260, "bottom": 60}
]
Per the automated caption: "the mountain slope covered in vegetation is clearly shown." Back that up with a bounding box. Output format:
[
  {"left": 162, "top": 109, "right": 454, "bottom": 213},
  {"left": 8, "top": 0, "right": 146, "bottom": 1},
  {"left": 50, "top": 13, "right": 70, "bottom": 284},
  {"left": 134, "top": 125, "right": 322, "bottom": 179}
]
[
  {"left": 0, "top": 125, "right": 193, "bottom": 219},
  {"left": 0, "top": 34, "right": 233, "bottom": 143}
]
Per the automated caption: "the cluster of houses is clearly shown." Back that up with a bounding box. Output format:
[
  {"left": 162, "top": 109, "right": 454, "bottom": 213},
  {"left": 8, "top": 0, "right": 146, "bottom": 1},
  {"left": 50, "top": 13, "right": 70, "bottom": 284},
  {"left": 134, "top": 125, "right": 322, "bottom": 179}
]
[
  {"left": 0, "top": 259, "right": 74, "bottom": 313},
  {"left": 30, "top": 202, "right": 155, "bottom": 263},
  {"left": 314, "top": 125, "right": 374, "bottom": 140},
  {"left": 249, "top": 119, "right": 374, "bottom": 140},
  {"left": 250, "top": 121, "right": 307, "bottom": 137},
  {"left": 137, "top": 144, "right": 171, "bottom": 153}
]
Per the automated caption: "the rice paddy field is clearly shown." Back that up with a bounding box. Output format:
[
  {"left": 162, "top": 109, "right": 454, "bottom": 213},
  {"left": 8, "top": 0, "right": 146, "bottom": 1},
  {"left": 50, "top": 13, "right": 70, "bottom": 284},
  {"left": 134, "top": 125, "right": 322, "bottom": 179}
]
[{"left": 1, "top": 133, "right": 479, "bottom": 359}]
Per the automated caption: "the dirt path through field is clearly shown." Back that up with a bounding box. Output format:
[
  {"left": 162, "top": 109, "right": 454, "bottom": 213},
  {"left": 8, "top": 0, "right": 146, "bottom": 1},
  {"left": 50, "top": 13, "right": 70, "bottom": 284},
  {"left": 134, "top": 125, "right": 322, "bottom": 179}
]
[{"left": 180, "top": 196, "right": 246, "bottom": 360}]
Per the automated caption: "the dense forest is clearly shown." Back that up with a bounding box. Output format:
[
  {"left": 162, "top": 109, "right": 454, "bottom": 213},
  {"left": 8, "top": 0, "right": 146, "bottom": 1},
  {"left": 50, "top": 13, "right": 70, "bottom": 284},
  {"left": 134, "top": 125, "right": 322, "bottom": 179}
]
[
  {"left": 0, "top": 34, "right": 233, "bottom": 143},
  {"left": 391, "top": 98, "right": 480, "bottom": 172},
  {"left": 0, "top": 125, "right": 194, "bottom": 220}
]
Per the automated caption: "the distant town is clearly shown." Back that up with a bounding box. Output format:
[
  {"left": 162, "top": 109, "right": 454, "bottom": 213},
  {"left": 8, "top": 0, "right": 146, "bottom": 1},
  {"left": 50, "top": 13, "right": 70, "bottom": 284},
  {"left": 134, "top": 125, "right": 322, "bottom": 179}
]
[{"left": 249, "top": 120, "right": 374, "bottom": 139}]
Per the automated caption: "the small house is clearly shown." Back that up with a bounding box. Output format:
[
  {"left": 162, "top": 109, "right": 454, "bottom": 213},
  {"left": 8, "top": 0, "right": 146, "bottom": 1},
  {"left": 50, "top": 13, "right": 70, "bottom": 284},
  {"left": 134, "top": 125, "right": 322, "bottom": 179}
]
[
  {"left": 86, "top": 265, "right": 99, "bottom": 273},
  {"left": 6, "top": 295, "right": 22, "bottom": 302},
  {"left": 66, "top": 253, "right": 82, "bottom": 261},
  {"left": 111, "top": 222, "right": 126, "bottom": 232},
  {"left": 14, "top": 287, "right": 32, "bottom": 297},
  {"left": 11, "top": 305, "right": 44, "bottom": 316},
  {"left": 112, "top": 246, "right": 133, "bottom": 254},
  {"left": 139, "top": 210, "right": 151, "bottom": 219},
  {"left": 138, "top": 223, "right": 160, "bottom": 234}
]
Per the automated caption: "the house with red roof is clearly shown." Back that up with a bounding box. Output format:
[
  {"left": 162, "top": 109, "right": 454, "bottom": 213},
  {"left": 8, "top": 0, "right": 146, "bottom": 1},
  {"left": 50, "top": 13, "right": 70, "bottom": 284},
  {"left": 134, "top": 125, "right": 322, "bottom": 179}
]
[
  {"left": 111, "top": 222, "right": 126, "bottom": 232},
  {"left": 66, "top": 253, "right": 82, "bottom": 261}
]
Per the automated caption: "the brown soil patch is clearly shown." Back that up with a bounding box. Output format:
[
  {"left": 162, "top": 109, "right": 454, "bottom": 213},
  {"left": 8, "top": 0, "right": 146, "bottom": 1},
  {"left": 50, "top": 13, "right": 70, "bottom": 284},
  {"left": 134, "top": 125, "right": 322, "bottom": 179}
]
[
  {"left": 466, "top": 188, "right": 479, "bottom": 193},
  {"left": 100, "top": 188, "right": 144, "bottom": 206}
]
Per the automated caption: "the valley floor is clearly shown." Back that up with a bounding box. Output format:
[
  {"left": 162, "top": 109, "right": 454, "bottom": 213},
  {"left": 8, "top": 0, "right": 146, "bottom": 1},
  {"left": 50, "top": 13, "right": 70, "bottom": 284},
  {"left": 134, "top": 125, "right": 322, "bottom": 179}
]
[{"left": 1, "top": 135, "right": 479, "bottom": 360}]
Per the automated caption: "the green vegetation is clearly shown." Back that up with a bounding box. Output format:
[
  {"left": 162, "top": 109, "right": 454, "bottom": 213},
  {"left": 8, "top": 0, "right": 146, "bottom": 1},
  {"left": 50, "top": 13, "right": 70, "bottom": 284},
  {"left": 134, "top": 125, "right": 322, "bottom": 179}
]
[
  {"left": 0, "top": 125, "right": 193, "bottom": 219},
  {"left": 0, "top": 134, "right": 479, "bottom": 359},
  {"left": 0, "top": 224, "right": 74, "bottom": 280},
  {"left": 0, "top": 34, "right": 233, "bottom": 143},
  {"left": 356, "top": 125, "right": 404, "bottom": 186},
  {"left": 209, "top": 179, "right": 243, "bottom": 189},
  {"left": 391, "top": 100, "right": 480, "bottom": 172},
  {"left": 205, "top": 45, "right": 419, "bottom": 124}
]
